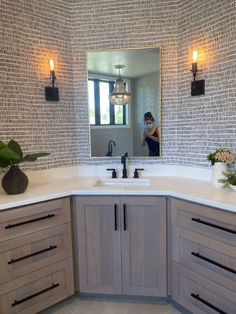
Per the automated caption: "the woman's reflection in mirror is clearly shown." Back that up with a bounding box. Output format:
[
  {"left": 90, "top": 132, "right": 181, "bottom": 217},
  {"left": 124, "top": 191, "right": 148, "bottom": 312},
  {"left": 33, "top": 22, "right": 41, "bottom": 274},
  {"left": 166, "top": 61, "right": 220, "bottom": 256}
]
[{"left": 141, "top": 112, "right": 160, "bottom": 156}]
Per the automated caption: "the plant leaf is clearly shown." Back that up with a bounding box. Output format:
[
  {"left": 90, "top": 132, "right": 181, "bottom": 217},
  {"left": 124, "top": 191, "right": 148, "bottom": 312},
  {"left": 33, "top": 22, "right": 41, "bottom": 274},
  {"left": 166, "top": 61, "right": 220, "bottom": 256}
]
[
  {"left": 0, "top": 141, "right": 6, "bottom": 151},
  {"left": 0, "top": 146, "right": 21, "bottom": 166},
  {"left": 221, "top": 171, "right": 229, "bottom": 178},
  {"left": 0, "top": 158, "right": 11, "bottom": 168},
  {"left": 22, "top": 152, "right": 50, "bottom": 162},
  {"left": 7, "top": 139, "right": 23, "bottom": 158}
]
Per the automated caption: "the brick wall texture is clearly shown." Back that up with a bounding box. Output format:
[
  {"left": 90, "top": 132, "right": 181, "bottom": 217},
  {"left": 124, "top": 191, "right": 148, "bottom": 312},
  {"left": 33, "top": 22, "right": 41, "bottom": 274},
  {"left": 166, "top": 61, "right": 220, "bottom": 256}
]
[{"left": 0, "top": 0, "right": 235, "bottom": 169}]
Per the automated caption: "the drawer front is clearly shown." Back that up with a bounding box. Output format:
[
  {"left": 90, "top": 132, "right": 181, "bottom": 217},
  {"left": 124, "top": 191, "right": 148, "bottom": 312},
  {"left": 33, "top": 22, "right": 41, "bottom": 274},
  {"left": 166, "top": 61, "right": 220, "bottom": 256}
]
[
  {"left": 0, "top": 258, "right": 74, "bottom": 314},
  {"left": 172, "top": 262, "right": 236, "bottom": 314},
  {"left": 0, "top": 223, "right": 72, "bottom": 284},
  {"left": 172, "top": 226, "right": 236, "bottom": 290},
  {"left": 0, "top": 198, "right": 71, "bottom": 241},
  {"left": 171, "top": 198, "right": 236, "bottom": 246}
]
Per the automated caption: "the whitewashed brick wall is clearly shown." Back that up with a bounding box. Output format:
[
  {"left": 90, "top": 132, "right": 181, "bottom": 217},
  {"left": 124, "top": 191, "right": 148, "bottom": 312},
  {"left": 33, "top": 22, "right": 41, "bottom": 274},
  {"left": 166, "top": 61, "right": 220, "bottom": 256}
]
[{"left": 0, "top": 0, "right": 235, "bottom": 169}]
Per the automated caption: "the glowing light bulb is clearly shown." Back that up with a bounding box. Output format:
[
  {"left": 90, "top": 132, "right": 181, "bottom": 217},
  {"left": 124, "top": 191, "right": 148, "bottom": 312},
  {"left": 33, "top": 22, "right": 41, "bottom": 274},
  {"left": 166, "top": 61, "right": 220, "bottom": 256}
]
[
  {"left": 192, "top": 51, "right": 198, "bottom": 63},
  {"left": 49, "top": 59, "right": 55, "bottom": 71}
]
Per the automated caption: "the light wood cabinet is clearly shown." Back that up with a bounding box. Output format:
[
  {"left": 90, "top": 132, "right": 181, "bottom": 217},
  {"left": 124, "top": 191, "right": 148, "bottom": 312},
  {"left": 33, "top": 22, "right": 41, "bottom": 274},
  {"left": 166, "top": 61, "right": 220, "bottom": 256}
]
[
  {"left": 172, "top": 262, "right": 236, "bottom": 314},
  {"left": 0, "top": 259, "right": 74, "bottom": 314},
  {"left": 121, "top": 197, "right": 167, "bottom": 296},
  {"left": 0, "top": 198, "right": 74, "bottom": 314},
  {"left": 74, "top": 196, "right": 167, "bottom": 297},
  {"left": 76, "top": 196, "right": 122, "bottom": 294},
  {"left": 170, "top": 198, "right": 236, "bottom": 313},
  {"left": 0, "top": 198, "right": 71, "bottom": 242}
]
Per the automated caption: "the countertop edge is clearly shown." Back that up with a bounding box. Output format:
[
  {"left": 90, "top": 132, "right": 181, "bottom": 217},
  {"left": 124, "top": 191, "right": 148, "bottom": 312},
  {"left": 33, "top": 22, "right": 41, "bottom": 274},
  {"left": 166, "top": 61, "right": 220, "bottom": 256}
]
[{"left": 1, "top": 181, "right": 235, "bottom": 214}]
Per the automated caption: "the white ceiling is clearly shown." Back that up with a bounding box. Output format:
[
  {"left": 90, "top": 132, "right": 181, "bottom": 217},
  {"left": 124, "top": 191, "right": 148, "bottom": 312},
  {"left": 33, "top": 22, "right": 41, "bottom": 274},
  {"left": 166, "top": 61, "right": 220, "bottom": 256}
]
[{"left": 87, "top": 47, "right": 160, "bottom": 79}]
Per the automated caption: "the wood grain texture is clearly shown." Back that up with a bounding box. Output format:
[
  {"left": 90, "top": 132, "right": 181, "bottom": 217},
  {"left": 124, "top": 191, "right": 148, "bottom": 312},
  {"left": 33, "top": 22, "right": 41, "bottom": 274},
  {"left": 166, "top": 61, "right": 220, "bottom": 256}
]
[
  {"left": 170, "top": 197, "right": 236, "bottom": 313},
  {"left": 172, "top": 225, "right": 236, "bottom": 291},
  {"left": 75, "top": 196, "right": 122, "bottom": 294},
  {"left": 0, "top": 197, "right": 74, "bottom": 313},
  {"left": 75, "top": 196, "right": 167, "bottom": 297},
  {"left": 121, "top": 196, "right": 167, "bottom": 297},
  {"left": 0, "top": 198, "right": 71, "bottom": 242},
  {"left": 172, "top": 261, "right": 236, "bottom": 314},
  {"left": 0, "top": 258, "right": 74, "bottom": 314},
  {"left": 0, "top": 223, "right": 72, "bottom": 285},
  {"left": 170, "top": 198, "right": 236, "bottom": 246}
]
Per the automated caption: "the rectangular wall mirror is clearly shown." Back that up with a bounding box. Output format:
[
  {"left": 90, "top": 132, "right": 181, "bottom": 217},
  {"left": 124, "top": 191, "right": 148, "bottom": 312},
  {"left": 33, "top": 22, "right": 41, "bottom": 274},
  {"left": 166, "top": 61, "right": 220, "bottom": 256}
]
[{"left": 87, "top": 47, "right": 161, "bottom": 157}]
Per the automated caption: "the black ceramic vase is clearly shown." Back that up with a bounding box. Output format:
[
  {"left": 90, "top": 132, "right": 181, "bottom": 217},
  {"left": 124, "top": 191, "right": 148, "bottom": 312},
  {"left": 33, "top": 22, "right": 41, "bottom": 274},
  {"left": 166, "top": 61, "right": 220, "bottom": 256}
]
[{"left": 2, "top": 166, "right": 29, "bottom": 195}]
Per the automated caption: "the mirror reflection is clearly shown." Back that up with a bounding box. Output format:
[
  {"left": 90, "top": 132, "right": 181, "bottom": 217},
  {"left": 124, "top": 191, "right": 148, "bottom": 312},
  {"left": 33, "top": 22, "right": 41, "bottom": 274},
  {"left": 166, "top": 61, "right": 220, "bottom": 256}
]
[{"left": 87, "top": 47, "right": 161, "bottom": 157}]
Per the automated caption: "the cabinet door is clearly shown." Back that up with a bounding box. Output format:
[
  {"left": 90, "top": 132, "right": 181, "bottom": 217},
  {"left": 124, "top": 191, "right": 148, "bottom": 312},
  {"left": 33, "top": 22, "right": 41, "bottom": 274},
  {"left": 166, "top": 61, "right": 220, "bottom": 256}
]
[
  {"left": 76, "top": 196, "right": 122, "bottom": 294},
  {"left": 121, "top": 196, "right": 167, "bottom": 297}
]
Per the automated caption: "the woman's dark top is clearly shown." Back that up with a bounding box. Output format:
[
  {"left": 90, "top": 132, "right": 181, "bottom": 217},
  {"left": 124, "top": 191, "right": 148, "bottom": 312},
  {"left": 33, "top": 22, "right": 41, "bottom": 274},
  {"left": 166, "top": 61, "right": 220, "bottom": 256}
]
[{"left": 146, "top": 128, "right": 160, "bottom": 156}]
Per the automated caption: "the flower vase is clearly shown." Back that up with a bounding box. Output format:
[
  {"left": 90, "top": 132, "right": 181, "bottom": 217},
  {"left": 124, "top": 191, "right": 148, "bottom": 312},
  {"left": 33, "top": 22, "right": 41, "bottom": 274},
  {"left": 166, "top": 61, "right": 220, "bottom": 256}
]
[{"left": 211, "top": 162, "right": 228, "bottom": 189}]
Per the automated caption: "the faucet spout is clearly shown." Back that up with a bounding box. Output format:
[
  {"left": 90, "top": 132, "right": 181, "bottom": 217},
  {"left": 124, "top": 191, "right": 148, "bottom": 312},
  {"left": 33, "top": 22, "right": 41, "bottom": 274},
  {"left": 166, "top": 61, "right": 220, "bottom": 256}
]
[
  {"left": 106, "top": 140, "right": 116, "bottom": 157},
  {"left": 121, "top": 151, "right": 128, "bottom": 178}
]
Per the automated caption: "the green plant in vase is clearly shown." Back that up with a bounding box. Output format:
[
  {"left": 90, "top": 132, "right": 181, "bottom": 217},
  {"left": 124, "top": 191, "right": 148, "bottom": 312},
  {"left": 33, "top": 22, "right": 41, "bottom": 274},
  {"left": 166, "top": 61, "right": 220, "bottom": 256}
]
[
  {"left": 0, "top": 140, "right": 50, "bottom": 195},
  {"left": 218, "top": 169, "right": 236, "bottom": 191}
]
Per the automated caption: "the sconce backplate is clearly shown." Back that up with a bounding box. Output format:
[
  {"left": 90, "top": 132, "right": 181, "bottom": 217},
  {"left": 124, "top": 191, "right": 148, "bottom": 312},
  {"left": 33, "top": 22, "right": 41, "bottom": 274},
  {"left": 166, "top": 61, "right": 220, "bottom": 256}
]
[
  {"left": 45, "top": 87, "right": 59, "bottom": 101},
  {"left": 191, "top": 80, "right": 205, "bottom": 96}
]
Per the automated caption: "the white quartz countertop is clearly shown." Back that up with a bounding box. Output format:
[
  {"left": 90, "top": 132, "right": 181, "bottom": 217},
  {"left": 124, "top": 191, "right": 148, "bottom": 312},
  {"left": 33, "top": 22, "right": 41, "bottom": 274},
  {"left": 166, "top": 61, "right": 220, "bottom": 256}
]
[{"left": 0, "top": 170, "right": 236, "bottom": 213}]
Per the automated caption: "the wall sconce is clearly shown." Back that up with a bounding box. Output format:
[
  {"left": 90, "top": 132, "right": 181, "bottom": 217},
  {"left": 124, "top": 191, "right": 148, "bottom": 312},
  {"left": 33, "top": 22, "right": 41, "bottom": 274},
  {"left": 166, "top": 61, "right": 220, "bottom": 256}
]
[
  {"left": 190, "top": 51, "right": 205, "bottom": 96},
  {"left": 45, "top": 59, "right": 59, "bottom": 101}
]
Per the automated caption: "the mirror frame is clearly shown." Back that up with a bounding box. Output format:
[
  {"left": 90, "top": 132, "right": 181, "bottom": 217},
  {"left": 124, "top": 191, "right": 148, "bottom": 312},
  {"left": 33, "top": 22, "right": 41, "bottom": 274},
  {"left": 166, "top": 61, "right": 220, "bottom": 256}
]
[{"left": 86, "top": 46, "right": 162, "bottom": 159}]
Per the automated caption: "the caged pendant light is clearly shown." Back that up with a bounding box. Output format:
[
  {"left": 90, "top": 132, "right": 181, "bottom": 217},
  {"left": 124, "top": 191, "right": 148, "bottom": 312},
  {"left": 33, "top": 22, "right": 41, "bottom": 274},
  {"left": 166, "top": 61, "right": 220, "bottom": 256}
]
[{"left": 109, "top": 65, "right": 131, "bottom": 106}]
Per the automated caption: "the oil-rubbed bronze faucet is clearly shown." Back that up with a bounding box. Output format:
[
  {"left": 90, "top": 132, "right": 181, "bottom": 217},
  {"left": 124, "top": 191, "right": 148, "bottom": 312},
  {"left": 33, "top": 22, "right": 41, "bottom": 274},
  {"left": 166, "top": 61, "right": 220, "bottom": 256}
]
[
  {"left": 121, "top": 151, "right": 128, "bottom": 178},
  {"left": 106, "top": 140, "right": 116, "bottom": 157}
]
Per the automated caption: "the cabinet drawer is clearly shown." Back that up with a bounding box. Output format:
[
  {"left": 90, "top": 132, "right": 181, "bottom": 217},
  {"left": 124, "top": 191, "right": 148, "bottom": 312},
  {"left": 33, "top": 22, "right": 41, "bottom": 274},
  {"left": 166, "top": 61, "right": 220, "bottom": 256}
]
[
  {"left": 171, "top": 198, "right": 236, "bottom": 246},
  {"left": 172, "top": 226, "right": 236, "bottom": 291},
  {"left": 172, "top": 262, "right": 236, "bottom": 314},
  {"left": 0, "top": 223, "right": 72, "bottom": 284},
  {"left": 0, "top": 258, "right": 74, "bottom": 314},
  {"left": 0, "top": 198, "right": 71, "bottom": 242}
]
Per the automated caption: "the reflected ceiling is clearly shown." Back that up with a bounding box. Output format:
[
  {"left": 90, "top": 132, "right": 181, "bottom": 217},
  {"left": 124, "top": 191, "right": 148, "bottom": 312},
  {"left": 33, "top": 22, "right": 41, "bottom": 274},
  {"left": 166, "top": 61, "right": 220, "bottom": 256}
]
[{"left": 87, "top": 48, "right": 160, "bottom": 78}]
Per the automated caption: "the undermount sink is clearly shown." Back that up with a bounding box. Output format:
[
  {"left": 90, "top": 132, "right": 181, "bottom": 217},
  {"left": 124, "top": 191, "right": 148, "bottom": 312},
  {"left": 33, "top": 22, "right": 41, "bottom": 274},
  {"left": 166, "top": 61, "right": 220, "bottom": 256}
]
[{"left": 93, "top": 178, "right": 150, "bottom": 187}]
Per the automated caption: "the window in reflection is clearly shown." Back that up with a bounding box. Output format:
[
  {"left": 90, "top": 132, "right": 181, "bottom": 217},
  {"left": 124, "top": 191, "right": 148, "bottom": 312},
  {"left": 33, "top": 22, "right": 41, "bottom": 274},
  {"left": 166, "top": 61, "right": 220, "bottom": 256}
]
[
  {"left": 88, "top": 78, "right": 127, "bottom": 126},
  {"left": 88, "top": 80, "right": 95, "bottom": 125},
  {"left": 99, "top": 81, "right": 110, "bottom": 124}
]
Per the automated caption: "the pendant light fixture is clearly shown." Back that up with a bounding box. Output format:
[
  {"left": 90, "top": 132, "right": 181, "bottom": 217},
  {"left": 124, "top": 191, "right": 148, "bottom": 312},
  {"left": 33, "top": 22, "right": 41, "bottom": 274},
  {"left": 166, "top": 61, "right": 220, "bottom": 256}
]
[{"left": 109, "top": 65, "right": 131, "bottom": 106}]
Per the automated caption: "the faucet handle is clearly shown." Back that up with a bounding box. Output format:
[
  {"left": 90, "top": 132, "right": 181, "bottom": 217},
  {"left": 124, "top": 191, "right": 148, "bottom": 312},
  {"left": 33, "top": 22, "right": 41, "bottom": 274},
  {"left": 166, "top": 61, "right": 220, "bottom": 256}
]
[
  {"left": 133, "top": 168, "right": 144, "bottom": 179},
  {"left": 106, "top": 168, "right": 117, "bottom": 178}
]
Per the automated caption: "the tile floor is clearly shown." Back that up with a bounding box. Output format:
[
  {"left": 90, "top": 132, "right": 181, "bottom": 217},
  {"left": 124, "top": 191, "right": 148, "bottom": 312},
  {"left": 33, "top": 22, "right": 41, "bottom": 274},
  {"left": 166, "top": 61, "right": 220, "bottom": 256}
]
[{"left": 41, "top": 295, "right": 183, "bottom": 314}]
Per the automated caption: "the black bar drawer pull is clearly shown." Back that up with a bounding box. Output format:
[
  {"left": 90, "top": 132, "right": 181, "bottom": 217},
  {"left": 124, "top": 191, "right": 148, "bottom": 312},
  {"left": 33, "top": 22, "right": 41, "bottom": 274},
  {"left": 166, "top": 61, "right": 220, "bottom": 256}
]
[
  {"left": 12, "top": 283, "right": 59, "bottom": 307},
  {"left": 123, "top": 204, "right": 127, "bottom": 231},
  {"left": 191, "top": 218, "right": 236, "bottom": 235},
  {"left": 191, "top": 252, "right": 236, "bottom": 274},
  {"left": 8, "top": 245, "right": 57, "bottom": 265},
  {"left": 114, "top": 204, "right": 118, "bottom": 231},
  {"left": 5, "top": 214, "right": 55, "bottom": 229},
  {"left": 191, "top": 293, "right": 227, "bottom": 314}
]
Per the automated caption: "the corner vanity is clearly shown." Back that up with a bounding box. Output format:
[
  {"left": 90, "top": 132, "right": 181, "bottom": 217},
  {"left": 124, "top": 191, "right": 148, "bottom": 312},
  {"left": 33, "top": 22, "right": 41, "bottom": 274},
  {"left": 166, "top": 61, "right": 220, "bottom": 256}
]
[{"left": 0, "top": 169, "right": 236, "bottom": 314}]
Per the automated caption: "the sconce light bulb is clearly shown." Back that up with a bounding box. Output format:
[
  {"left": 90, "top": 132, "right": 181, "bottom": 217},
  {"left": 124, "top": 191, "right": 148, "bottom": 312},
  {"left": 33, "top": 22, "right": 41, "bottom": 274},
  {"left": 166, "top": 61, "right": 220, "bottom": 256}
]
[
  {"left": 192, "top": 51, "right": 198, "bottom": 63},
  {"left": 49, "top": 59, "right": 55, "bottom": 71}
]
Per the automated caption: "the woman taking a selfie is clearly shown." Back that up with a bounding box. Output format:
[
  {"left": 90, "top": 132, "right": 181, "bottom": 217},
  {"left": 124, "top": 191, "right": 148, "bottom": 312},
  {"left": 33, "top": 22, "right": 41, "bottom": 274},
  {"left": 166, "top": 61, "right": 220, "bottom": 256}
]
[{"left": 141, "top": 112, "right": 160, "bottom": 156}]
